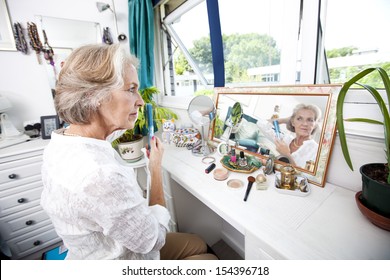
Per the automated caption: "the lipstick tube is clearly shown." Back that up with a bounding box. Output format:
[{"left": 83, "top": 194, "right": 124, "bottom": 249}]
[{"left": 205, "top": 163, "right": 216, "bottom": 174}]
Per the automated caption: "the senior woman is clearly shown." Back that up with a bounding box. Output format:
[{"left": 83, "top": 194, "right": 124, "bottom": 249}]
[
  {"left": 256, "top": 103, "right": 321, "bottom": 169},
  {"left": 40, "top": 44, "right": 217, "bottom": 260}
]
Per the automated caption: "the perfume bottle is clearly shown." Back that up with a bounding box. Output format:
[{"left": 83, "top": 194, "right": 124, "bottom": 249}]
[{"left": 238, "top": 151, "right": 247, "bottom": 167}]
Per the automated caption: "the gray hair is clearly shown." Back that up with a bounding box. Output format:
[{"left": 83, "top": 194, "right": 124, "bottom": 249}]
[
  {"left": 286, "top": 103, "right": 322, "bottom": 135},
  {"left": 55, "top": 44, "right": 139, "bottom": 124}
]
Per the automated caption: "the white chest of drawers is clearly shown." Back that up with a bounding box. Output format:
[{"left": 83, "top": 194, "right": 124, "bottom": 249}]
[{"left": 0, "top": 139, "right": 61, "bottom": 259}]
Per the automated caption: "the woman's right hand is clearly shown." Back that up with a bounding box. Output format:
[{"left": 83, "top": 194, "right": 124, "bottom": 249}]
[{"left": 274, "top": 138, "right": 291, "bottom": 157}]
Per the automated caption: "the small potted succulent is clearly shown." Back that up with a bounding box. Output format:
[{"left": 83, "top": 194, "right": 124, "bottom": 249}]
[{"left": 336, "top": 67, "right": 390, "bottom": 221}]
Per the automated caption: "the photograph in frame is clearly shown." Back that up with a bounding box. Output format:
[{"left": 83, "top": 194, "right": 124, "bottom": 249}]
[{"left": 40, "top": 115, "right": 60, "bottom": 140}]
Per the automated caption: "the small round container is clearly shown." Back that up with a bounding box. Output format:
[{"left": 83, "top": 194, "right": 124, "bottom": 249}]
[
  {"left": 213, "top": 168, "right": 229, "bottom": 181},
  {"left": 227, "top": 179, "right": 244, "bottom": 190}
]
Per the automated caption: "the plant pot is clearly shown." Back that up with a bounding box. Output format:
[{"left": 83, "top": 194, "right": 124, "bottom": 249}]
[
  {"left": 117, "top": 136, "right": 144, "bottom": 162},
  {"left": 360, "top": 163, "right": 390, "bottom": 218}
]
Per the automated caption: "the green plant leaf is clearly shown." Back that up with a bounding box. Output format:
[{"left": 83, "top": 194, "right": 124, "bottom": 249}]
[
  {"left": 345, "top": 118, "right": 384, "bottom": 125},
  {"left": 336, "top": 67, "right": 390, "bottom": 182}
]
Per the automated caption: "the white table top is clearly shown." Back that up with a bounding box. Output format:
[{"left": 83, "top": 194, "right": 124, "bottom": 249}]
[{"left": 162, "top": 144, "right": 390, "bottom": 259}]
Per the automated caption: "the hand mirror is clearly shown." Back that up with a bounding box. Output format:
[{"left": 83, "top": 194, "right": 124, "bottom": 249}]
[{"left": 188, "top": 95, "right": 216, "bottom": 156}]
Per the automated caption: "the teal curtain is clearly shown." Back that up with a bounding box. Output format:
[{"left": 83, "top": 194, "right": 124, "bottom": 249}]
[{"left": 129, "top": 0, "right": 154, "bottom": 90}]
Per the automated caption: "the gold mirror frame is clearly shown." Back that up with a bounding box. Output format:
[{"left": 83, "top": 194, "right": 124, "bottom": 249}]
[{"left": 211, "top": 85, "right": 341, "bottom": 187}]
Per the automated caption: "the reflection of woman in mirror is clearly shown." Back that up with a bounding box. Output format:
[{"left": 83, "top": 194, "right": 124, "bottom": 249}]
[{"left": 257, "top": 104, "right": 322, "bottom": 169}]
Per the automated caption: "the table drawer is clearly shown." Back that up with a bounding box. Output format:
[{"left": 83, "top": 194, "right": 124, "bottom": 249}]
[
  {"left": 0, "top": 205, "right": 51, "bottom": 240},
  {"left": 7, "top": 225, "right": 61, "bottom": 259},
  {"left": 0, "top": 156, "right": 43, "bottom": 187},
  {"left": 0, "top": 177, "right": 42, "bottom": 198},
  {"left": 0, "top": 183, "right": 43, "bottom": 217},
  {"left": 245, "top": 231, "right": 284, "bottom": 260},
  {"left": 0, "top": 174, "right": 42, "bottom": 193}
]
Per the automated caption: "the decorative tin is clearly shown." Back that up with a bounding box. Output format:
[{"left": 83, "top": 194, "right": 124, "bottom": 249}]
[{"left": 172, "top": 128, "right": 200, "bottom": 147}]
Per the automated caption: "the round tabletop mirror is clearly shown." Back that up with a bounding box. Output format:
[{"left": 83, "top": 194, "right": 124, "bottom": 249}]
[
  {"left": 220, "top": 102, "right": 243, "bottom": 142},
  {"left": 188, "top": 95, "right": 216, "bottom": 156}
]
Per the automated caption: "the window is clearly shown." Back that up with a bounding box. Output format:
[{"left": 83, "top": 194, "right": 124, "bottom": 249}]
[
  {"left": 156, "top": 0, "right": 390, "bottom": 101},
  {"left": 160, "top": 0, "right": 212, "bottom": 98},
  {"left": 158, "top": 0, "right": 305, "bottom": 99},
  {"left": 218, "top": 0, "right": 292, "bottom": 86},
  {"left": 323, "top": 0, "right": 390, "bottom": 86}
]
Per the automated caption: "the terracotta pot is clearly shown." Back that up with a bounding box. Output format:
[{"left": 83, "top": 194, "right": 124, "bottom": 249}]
[
  {"left": 360, "top": 163, "right": 390, "bottom": 218},
  {"left": 117, "top": 136, "right": 144, "bottom": 162}
]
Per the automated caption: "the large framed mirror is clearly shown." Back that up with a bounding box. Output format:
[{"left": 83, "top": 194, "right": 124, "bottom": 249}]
[{"left": 211, "top": 85, "right": 341, "bottom": 187}]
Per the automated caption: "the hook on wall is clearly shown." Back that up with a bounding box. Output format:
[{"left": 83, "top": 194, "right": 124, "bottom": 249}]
[{"left": 96, "top": 1, "right": 127, "bottom": 42}]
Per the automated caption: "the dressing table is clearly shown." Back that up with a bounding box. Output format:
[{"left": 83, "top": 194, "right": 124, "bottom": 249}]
[
  {"left": 161, "top": 144, "right": 390, "bottom": 259},
  {"left": 2, "top": 137, "right": 388, "bottom": 259}
]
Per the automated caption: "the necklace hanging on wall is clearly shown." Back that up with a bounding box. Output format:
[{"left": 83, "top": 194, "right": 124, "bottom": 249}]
[
  {"left": 102, "top": 27, "right": 113, "bottom": 45},
  {"left": 42, "top": 29, "right": 56, "bottom": 77},
  {"left": 27, "top": 22, "right": 43, "bottom": 64},
  {"left": 13, "top": 22, "right": 28, "bottom": 54}
]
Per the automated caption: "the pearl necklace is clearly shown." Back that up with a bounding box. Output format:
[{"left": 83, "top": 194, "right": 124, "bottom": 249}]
[{"left": 63, "top": 131, "right": 81, "bottom": 137}]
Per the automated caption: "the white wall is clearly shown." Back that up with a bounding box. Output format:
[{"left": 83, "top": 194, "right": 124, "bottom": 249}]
[{"left": 0, "top": 0, "right": 129, "bottom": 127}]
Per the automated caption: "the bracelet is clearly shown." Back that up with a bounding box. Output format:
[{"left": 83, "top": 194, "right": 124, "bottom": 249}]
[{"left": 202, "top": 156, "right": 216, "bottom": 164}]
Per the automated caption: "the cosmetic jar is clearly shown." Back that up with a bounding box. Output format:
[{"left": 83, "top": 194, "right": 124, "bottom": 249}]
[
  {"left": 213, "top": 168, "right": 229, "bottom": 181},
  {"left": 227, "top": 179, "right": 244, "bottom": 190},
  {"left": 255, "top": 174, "right": 268, "bottom": 190}
]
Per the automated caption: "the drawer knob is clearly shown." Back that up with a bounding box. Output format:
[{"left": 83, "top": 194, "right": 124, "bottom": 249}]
[
  {"left": 25, "top": 220, "right": 34, "bottom": 226},
  {"left": 8, "top": 173, "right": 17, "bottom": 179},
  {"left": 17, "top": 198, "right": 25, "bottom": 203},
  {"left": 33, "top": 240, "right": 41, "bottom": 246}
]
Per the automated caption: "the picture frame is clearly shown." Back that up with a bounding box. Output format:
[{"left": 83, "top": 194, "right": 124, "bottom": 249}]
[
  {"left": 0, "top": 0, "right": 16, "bottom": 51},
  {"left": 40, "top": 115, "right": 60, "bottom": 139}
]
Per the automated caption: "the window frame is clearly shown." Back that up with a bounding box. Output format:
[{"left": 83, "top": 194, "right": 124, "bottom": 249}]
[{"left": 154, "top": 0, "right": 387, "bottom": 143}]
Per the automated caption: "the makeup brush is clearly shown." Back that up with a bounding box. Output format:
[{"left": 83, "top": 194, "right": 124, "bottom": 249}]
[{"left": 243, "top": 176, "right": 255, "bottom": 201}]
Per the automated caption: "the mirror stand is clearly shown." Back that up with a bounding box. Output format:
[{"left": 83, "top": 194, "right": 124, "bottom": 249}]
[
  {"left": 187, "top": 95, "right": 217, "bottom": 157},
  {"left": 192, "top": 124, "right": 215, "bottom": 156}
]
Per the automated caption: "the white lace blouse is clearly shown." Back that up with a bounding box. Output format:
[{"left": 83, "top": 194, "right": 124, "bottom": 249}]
[{"left": 40, "top": 130, "right": 170, "bottom": 260}]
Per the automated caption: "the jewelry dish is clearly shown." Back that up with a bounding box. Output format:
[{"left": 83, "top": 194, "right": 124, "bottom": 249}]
[
  {"left": 220, "top": 155, "right": 261, "bottom": 174},
  {"left": 274, "top": 172, "right": 311, "bottom": 197}
]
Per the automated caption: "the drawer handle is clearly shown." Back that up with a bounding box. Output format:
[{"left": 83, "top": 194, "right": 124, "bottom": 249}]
[
  {"left": 33, "top": 240, "right": 41, "bottom": 246},
  {"left": 25, "top": 220, "right": 34, "bottom": 226},
  {"left": 8, "top": 173, "right": 17, "bottom": 179},
  {"left": 17, "top": 198, "right": 25, "bottom": 203}
]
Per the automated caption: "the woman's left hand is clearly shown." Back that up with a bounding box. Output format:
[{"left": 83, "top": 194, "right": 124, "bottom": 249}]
[{"left": 147, "top": 136, "right": 164, "bottom": 171}]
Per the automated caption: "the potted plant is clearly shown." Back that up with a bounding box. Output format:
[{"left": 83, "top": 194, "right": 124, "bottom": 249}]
[
  {"left": 336, "top": 67, "right": 390, "bottom": 221},
  {"left": 112, "top": 86, "right": 178, "bottom": 161}
]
